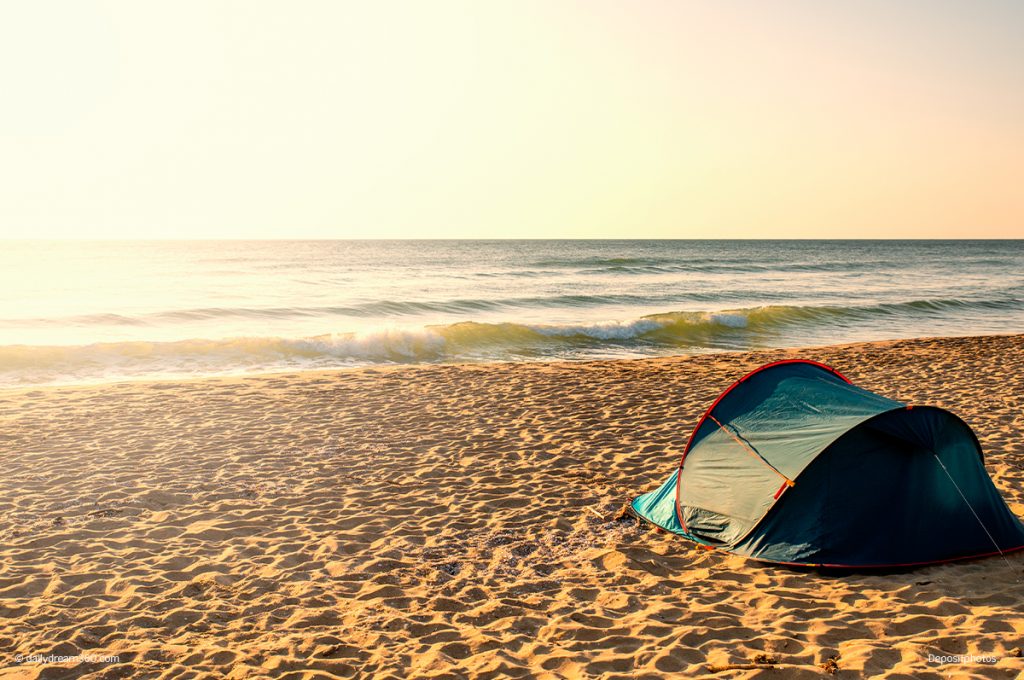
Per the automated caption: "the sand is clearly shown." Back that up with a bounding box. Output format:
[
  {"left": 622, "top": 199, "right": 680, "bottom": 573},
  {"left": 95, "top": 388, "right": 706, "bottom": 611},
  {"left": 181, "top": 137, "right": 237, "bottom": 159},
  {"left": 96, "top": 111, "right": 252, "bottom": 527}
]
[{"left": 1, "top": 334, "right": 1022, "bottom": 679}]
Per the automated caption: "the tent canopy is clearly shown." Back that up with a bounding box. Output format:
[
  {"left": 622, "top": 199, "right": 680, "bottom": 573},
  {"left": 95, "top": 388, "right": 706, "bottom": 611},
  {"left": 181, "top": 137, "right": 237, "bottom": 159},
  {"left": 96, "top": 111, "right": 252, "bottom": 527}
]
[{"left": 630, "top": 360, "right": 1024, "bottom": 567}]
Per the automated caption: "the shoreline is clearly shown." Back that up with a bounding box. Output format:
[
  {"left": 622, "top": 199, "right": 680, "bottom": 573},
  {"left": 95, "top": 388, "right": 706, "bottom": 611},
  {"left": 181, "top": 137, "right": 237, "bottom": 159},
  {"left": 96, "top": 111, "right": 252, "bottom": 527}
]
[
  {"left": 2, "top": 332, "right": 1022, "bottom": 677},
  {"left": 4, "top": 330, "right": 1023, "bottom": 395}
]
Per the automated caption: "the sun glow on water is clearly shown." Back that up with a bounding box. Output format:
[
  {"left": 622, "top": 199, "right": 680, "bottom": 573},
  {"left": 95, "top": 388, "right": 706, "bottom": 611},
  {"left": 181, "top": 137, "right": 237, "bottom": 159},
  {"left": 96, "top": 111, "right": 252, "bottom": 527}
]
[{"left": 1, "top": 240, "right": 1021, "bottom": 386}]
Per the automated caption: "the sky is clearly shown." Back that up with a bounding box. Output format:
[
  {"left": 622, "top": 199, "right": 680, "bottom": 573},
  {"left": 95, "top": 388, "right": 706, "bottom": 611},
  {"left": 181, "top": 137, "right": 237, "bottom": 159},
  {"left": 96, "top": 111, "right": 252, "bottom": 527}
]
[{"left": 1, "top": 0, "right": 1022, "bottom": 239}]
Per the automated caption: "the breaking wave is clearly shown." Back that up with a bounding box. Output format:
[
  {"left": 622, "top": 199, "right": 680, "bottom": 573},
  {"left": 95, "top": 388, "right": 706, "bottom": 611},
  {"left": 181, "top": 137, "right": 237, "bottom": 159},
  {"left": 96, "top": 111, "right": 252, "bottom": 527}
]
[{"left": 2, "top": 297, "right": 1020, "bottom": 386}]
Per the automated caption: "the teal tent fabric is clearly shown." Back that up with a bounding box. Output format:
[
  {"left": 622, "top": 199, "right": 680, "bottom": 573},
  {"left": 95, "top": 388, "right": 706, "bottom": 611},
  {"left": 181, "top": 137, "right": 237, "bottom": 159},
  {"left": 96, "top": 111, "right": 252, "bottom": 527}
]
[{"left": 630, "top": 360, "right": 1024, "bottom": 567}]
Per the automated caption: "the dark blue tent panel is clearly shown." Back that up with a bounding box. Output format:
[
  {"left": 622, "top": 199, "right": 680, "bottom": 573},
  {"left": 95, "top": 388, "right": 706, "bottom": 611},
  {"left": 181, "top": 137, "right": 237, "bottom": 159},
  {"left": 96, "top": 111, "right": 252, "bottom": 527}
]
[{"left": 631, "top": 360, "right": 1024, "bottom": 567}]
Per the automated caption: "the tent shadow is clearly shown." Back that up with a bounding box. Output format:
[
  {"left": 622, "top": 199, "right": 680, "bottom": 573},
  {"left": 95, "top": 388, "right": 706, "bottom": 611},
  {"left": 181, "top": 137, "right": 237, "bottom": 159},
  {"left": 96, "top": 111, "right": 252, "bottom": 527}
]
[
  {"left": 755, "top": 553, "right": 1023, "bottom": 578},
  {"left": 770, "top": 564, "right": 928, "bottom": 578}
]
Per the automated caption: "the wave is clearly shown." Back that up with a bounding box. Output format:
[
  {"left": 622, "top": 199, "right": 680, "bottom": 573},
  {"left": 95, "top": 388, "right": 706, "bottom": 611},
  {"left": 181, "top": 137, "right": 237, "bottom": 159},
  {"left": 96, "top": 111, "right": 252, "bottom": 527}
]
[
  {"left": 1, "top": 292, "right": 774, "bottom": 326},
  {"left": 19, "top": 287, "right": 1022, "bottom": 330},
  {"left": 523, "top": 256, "right": 968, "bottom": 276},
  {"left": 2, "top": 297, "right": 1020, "bottom": 386}
]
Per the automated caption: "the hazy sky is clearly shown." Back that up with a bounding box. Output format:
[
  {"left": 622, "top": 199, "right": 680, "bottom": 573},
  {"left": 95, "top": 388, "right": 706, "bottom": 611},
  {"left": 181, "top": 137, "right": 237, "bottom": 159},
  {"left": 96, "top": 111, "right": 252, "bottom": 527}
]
[{"left": 1, "top": 1, "right": 1022, "bottom": 239}]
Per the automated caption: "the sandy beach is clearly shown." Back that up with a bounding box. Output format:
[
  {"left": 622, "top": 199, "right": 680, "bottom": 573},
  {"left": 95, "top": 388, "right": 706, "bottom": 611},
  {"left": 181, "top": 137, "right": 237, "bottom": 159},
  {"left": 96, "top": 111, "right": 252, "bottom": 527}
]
[{"left": 1, "top": 333, "right": 1022, "bottom": 679}]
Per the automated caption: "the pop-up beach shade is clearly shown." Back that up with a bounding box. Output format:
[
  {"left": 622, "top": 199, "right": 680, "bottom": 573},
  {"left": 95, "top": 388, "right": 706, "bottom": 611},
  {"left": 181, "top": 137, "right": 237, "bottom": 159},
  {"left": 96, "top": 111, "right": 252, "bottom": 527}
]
[{"left": 631, "top": 360, "right": 1024, "bottom": 567}]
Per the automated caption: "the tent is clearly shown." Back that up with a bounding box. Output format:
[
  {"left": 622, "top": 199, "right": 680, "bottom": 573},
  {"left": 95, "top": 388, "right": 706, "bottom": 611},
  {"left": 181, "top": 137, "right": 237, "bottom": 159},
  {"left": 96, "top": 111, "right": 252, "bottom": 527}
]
[{"left": 630, "top": 359, "right": 1024, "bottom": 567}]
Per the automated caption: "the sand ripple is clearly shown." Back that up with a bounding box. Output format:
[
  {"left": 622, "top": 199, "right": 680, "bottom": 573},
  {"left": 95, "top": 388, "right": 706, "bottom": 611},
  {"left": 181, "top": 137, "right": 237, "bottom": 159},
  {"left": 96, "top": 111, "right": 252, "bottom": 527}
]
[{"left": 1, "top": 335, "right": 1022, "bottom": 678}]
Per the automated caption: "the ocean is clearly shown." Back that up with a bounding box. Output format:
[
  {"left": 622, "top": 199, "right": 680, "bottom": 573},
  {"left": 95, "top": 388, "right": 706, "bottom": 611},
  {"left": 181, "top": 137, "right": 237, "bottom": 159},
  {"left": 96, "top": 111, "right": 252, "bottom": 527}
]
[{"left": 1, "top": 240, "right": 1021, "bottom": 387}]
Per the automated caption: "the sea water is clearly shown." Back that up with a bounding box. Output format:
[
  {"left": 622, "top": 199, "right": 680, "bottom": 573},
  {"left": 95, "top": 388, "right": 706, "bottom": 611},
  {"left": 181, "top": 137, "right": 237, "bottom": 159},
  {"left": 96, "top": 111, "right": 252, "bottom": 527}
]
[{"left": 1, "top": 240, "right": 1021, "bottom": 386}]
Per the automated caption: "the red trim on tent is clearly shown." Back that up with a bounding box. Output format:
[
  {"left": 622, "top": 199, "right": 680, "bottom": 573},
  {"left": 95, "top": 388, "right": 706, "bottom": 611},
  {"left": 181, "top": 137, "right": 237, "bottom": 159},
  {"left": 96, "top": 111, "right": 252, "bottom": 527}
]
[{"left": 674, "top": 359, "right": 851, "bottom": 533}]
